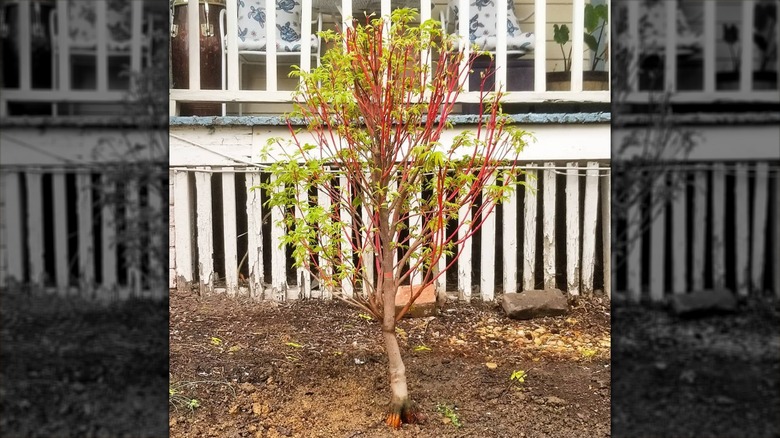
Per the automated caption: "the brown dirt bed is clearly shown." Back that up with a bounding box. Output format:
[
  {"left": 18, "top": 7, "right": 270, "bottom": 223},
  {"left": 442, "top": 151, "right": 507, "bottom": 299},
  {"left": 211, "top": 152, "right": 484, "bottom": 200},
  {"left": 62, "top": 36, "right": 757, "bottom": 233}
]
[{"left": 169, "top": 290, "right": 611, "bottom": 437}]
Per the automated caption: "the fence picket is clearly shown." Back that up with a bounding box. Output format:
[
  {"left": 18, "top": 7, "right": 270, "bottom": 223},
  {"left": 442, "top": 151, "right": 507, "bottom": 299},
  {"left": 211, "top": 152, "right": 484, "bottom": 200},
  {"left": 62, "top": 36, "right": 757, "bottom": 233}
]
[
  {"left": 503, "top": 171, "right": 518, "bottom": 295},
  {"left": 775, "top": 170, "right": 780, "bottom": 298},
  {"left": 148, "top": 177, "right": 164, "bottom": 298},
  {"left": 672, "top": 171, "right": 686, "bottom": 294},
  {"left": 101, "top": 176, "right": 118, "bottom": 295},
  {"left": 339, "top": 175, "right": 353, "bottom": 299},
  {"left": 2, "top": 173, "right": 23, "bottom": 284},
  {"left": 565, "top": 163, "right": 580, "bottom": 295},
  {"left": 735, "top": 164, "right": 749, "bottom": 297},
  {"left": 222, "top": 169, "right": 239, "bottom": 296},
  {"left": 411, "top": 189, "right": 423, "bottom": 286},
  {"left": 76, "top": 173, "right": 95, "bottom": 294},
  {"left": 601, "top": 169, "right": 611, "bottom": 298},
  {"left": 649, "top": 174, "right": 665, "bottom": 302},
  {"left": 458, "top": 187, "right": 473, "bottom": 301},
  {"left": 195, "top": 171, "right": 215, "bottom": 293},
  {"left": 692, "top": 166, "right": 706, "bottom": 290},
  {"left": 296, "top": 182, "right": 311, "bottom": 299},
  {"left": 126, "top": 179, "right": 141, "bottom": 298},
  {"left": 317, "top": 183, "right": 332, "bottom": 299},
  {"left": 480, "top": 172, "right": 497, "bottom": 301},
  {"left": 53, "top": 173, "right": 69, "bottom": 291},
  {"left": 173, "top": 171, "right": 193, "bottom": 286},
  {"left": 627, "top": 187, "right": 641, "bottom": 302},
  {"left": 523, "top": 165, "right": 538, "bottom": 291},
  {"left": 581, "top": 162, "right": 599, "bottom": 294},
  {"left": 245, "top": 172, "right": 265, "bottom": 299},
  {"left": 270, "top": 174, "right": 287, "bottom": 301},
  {"left": 543, "top": 164, "right": 556, "bottom": 290},
  {"left": 361, "top": 183, "right": 375, "bottom": 298},
  {"left": 750, "top": 163, "right": 769, "bottom": 293},
  {"left": 712, "top": 164, "right": 726, "bottom": 290}
]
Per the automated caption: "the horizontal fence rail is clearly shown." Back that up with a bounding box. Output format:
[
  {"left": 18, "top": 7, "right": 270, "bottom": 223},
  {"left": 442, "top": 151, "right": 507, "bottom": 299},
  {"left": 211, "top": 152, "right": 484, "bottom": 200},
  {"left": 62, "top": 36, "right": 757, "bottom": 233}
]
[
  {"left": 169, "top": 162, "right": 610, "bottom": 301},
  {"left": 612, "top": 161, "right": 780, "bottom": 302},
  {"left": 0, "top": 167, "right": 167, "bottom": 301}
]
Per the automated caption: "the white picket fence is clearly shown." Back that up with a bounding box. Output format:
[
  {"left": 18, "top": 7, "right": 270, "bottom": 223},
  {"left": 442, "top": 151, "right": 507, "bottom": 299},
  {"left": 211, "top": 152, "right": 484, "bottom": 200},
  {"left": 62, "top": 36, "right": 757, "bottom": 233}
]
[
  {"left": 169, "top": 162, "right": 610, "bottom": 301},
  {"left": 613, "top": 161, "right": 780, "bottom": 302},
  {"left": 0, "top": 167, "right": 167, "bottom": 301}
]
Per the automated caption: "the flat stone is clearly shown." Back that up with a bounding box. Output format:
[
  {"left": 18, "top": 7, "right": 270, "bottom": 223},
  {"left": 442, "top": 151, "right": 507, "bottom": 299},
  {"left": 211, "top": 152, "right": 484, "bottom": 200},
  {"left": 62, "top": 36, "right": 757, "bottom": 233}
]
[
  {"left": 395, "top": 284, "right": 438, "bottom": 318},
  {"left": 669, "top": 289, "right": 737, "bottom": 316},
  {"left": 501, "top": 289, "right": 569, "bottom": 320}
]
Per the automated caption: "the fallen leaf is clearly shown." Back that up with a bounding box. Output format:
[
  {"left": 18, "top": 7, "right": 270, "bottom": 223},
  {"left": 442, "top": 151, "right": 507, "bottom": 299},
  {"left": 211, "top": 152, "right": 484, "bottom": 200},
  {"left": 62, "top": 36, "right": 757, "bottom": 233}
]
[{"left": 486, "top": 362, "right": 498, "bottom": 369}]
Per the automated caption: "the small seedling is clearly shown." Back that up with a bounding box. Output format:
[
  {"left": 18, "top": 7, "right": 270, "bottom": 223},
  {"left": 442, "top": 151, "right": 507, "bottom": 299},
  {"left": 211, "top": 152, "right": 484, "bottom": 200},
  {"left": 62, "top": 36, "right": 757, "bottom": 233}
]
[
  {"left": 358, "top": 313, "right": 373, "bottom": 320},
  {"left": 187, "top": 399, "right": 200, "bottom": 410},
  {"left": 510, "top": 370, "right": 527, "bottom": 384},
  {"left": 579, "top": 347, "right": 598, "bottom": 359},
  {"left": 285, "top": 342, "right": 303, "bottom": 348},
  {"left": 169, "top": 386, "right": 201, "bottom": 413},
  {"left": 414, "top": 345, "right": 431, "bottom": 352},
  {"left": 437, "top": 403, "right": 462, "bottom": 428},
  {"left": 228, "top": 345, "right": 241, "bottom": 353},
  {"left": 210, "top": 337, "right": 223, "bottom": 346}
]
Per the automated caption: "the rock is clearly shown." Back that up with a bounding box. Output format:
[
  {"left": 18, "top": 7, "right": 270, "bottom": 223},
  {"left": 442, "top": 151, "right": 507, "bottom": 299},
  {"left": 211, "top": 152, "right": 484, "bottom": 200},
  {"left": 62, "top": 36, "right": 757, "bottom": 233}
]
[
  {"left": 669, "top": 289, "right": 737, "bottom": 316},
  {"left": 395, "top": 284, "right": 439, "bottom": 318},
  {"left": 545, "top": 396, "right": 567, "bottom": 406},
  {"left": 501, "top": 290, "right": 569, "bottom": 320}
]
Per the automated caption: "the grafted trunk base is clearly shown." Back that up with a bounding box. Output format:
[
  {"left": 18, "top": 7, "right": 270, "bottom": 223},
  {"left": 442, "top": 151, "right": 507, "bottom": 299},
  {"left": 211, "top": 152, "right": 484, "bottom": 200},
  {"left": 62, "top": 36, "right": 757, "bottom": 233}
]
[{"left": 385, "top": 398, "right": 419, "bottom": 429}]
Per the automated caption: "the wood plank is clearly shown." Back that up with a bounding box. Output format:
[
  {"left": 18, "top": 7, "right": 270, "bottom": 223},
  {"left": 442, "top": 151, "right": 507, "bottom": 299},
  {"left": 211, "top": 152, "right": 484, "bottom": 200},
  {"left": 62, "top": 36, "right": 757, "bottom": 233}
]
[
  {"left": 338, "top": 175, "right": 353, "bottom": 299},
  {"left": 270, "top": 174, "right": 287, "bottom": 301},
  {"left": 627, "top": 195, "right": 641, "bottom": 302},
  {"left": 1, "top": 173, "right": 24, "bottom": 282},
  {"left": 25, "top": 173, "right": 44, "bottom": 287},
  {"left": 649, "top": 173, "right": 666, "bottom": 302},
  {"left": 502, "top": 170, "right": 519, "bottom": 295},
  {"left": 245, "top": 172, "right": 265, "bottom": 300},
  {"left": 195, "top": 171, "right": 214, "bottom": 294},
  {"left": 601, "top": 168, "right": 611, "bottom": 298},
  {"left": 222, "top": 168, "right": 239, "bottom": 296},
  {"left": 522, "top": 164, "right": 538, "bottom": 290},
  {"left": 480, "top": 172, "right": 497, "bottom": 301},
  {"left": 101, "top": 175, "right": 118, "bottom": 294},
  {"left": 581, "top": 162, "right": 599, "bottom": 294},
  {"left": 458, "top": 188, "right": 472, "bottom": 302},
  {"left": 362, "top": 185, "right": 375, "bottom": 299},
  {"left": 125, "top": 178, "right": 141, "bottom": 297},
  {"left": 52, "top": 173, "right": 69, "bottom": 292},
  {"left": 565, "top": 163, "right": 580, "bottom": 295},
  {"left": 712, "top": 163, "right": 726, "bottom": 290},
  {"left": 410, "top": 189, "right": 423, "bottom": 286},
  {"left": 147, "top": 177, "right": 164, "bottom": 299},
  {"left": 775, "top": 169, "right": 780, "bottom": 298},
  {"left": 173, "top": 171, "right": 193, "bottom": 285},
  {"left": 318, "top": 182, "right": 332, "bottom": 299},
  {"left": 750, "top": 163, "right": 769, "bottom": 294},
  {"left": 76, "top": 173, "right": 95, "bottom": 294},
  {"left": 542, "top": 164, "right": 556, "bottom": 290},
  {"left": 671, "top": 170, "right": 687, "bottom": 294},
  {"left": 691, "top": 166, "right": 707, "bottom": 290},
  {"left": 735, "top": 164, "right": 749, "bottom": 297},
  {"left": 296, "top": 182, "right": 311, "bottom": 299}
]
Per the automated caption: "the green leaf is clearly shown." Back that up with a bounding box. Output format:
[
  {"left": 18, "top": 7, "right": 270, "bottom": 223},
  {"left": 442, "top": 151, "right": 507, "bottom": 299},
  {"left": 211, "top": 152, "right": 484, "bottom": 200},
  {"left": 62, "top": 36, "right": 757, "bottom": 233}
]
[
  {"left": 210, "top": 337, "right": 223, "bottom": 346},
  {"left": 358, "top": 313, "right": 373, "bottom": 320},
  {"left": 414, "top": 345, "right": 431, "bottom": 352},
  {"left": 553, "top": 24, "right": 570, "bottom": 46},
  {"left": 285, "top": 342, "right": 303, "bottom": 348}
]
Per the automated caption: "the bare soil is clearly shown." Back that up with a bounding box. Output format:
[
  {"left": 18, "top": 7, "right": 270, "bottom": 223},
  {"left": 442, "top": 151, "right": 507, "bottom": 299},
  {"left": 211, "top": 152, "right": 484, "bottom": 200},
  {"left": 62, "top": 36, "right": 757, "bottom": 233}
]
[
  {"left": 169, "top": 290, "right": 611, "bottom": 437},
  {"left": 0, "top": 291, "right": 169, "bottom": 437},
  {"left": 611, "top": 299, "right": 780, "bottom": 438}
]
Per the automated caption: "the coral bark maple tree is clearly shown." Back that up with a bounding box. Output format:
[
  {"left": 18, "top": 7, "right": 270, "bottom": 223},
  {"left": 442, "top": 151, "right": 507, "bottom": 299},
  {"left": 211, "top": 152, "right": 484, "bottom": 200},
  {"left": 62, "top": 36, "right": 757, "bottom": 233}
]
[{"left": 262, "top": 9, "right": 531, "bottom": 428}]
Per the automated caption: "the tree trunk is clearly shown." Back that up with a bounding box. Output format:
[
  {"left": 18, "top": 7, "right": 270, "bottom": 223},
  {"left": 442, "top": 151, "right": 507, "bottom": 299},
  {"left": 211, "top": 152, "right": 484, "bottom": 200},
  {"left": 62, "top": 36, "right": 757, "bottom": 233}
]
[{"left": 382, "top": 278, "right": 415, "bottom": 428}]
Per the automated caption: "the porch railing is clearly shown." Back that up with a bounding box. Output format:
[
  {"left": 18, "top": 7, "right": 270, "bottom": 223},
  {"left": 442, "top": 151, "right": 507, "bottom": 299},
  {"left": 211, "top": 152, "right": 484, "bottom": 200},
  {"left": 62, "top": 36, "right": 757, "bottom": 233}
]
[{"left": 168, "top": 0, "right": 612, "bottom": 115}]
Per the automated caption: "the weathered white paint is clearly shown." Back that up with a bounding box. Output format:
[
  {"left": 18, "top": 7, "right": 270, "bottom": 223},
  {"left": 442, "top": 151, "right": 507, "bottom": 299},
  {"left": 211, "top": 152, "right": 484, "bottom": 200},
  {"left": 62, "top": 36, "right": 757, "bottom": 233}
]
[
  {"left": 601, "top": 169, "right": 611, "bottom": 298},
  {"left": 480, "top": 172, "right": 496, "bottom": 301},
  {"left": 750, "top": 163, "right": 769, "bottom": 293},
  {"left": 542, "top": 164, "right": 556, "bottom": 290},
  {"left": 173, "top": 171, "right": 193, "bottom": 284},
  {"left": 502, "top": 171, "right": 518, "bottom": 295},
  {"left": 53, "top": 173, "right": 69, "bottom": 290},
  {"left": 671, "top": 172, "right": 686, "bottom": 294},
  {"left": 77, "top": 173, "right": 95, "bottom": 292},
  {"left": 147, "top": 177, "right": 164, "bottom": 296},
  {"left": 735, "top": 164, "right": 749, "bottom": 297},
  {"left": 338, "top": 175, "right": 353, "bottom": 299},
  {"left": 692, "top": 167, "right": 706, "bottom": 290},
  {"left": 1, "top": 173, "right": 23, "bottom": 282},
  {"left": 649, "top": 175, "right": 665, "bottom": 302},
  {"left": 195, "top": 171, "right": 215, "bottom": 292},
  {"left": 523, "top": 165, "right": 538, "bottom": 291},
  {"left": 222, "top": 168, "right": 239, "bottom": 296},
  {"left": 458, "top": 192, "right": 472, "bottom": 302},
  {"left": 581, "top": 162, "right": 599, "bottom": 294},
  {"left": 317, "top": 183, "right": 332, "bottom": 300},
  {"left": 361, "top": 183, "right": 375, "bottom": 298},
  {"left": 270, "top": 174, "right": 287, "bottom": 300},
  {"left": 245, "top": 172, "right": 265, "bottom": 299},
  {"left": 101, "top": 176, "right": 118, "bottom": 293},
  {"left": 126, "top": 179, "right": 141, "bottom": 297},
  {"left": 565, "top": 163, "right": 580, "bottom": 295},
  {"left": 295, "top": 182, "right": 311, "bottom": 299},
  {"left": 775, "top": 170, "right": 780, "bottom": 299},
  {"left": 626, "top": 198, "right": 641, "bottom": 302},
  {"left": 712, "top": 164, "right": 726, "bottom": 290}
]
